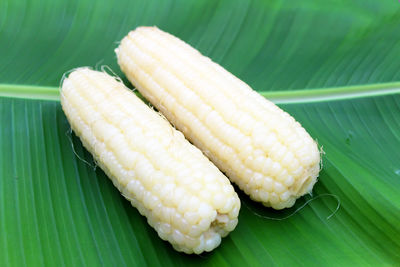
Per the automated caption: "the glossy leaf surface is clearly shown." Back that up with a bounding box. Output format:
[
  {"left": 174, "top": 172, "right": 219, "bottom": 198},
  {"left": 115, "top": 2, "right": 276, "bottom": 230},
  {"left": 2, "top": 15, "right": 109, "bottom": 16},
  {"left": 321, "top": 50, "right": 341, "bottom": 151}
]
[{"left": 1, "top": 0, "right": 399, "bottom": 266}]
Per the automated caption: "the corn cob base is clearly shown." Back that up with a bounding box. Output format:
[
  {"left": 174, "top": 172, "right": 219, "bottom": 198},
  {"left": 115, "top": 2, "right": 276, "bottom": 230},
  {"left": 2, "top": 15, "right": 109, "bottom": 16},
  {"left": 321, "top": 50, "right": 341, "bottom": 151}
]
[{"left": 61, "top": 68, "right": 240, "bottom": 254}]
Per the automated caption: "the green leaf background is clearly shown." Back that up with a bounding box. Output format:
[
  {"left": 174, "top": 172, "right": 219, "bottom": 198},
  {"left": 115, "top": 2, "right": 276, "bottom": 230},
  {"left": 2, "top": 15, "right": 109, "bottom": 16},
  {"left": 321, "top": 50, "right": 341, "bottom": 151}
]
[{"left": 1, "top": 0, "right": 399, "bottom": 266}]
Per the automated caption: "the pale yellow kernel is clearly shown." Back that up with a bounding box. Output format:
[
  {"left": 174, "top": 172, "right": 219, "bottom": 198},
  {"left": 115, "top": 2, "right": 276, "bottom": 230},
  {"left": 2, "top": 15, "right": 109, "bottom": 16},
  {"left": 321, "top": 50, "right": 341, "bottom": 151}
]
[
  {"left": 178, "top": 216, "right": 191, "bottom": 234},
  {"left": 311, "top": 146, "right": 320, "bottom": 158},
  {"left": 236, "top": 113, "right": 254, "bottom": 135},
  {"left": 205, "top": 183, "right": 219, "bottom": 193},
  {"left": 184, "top": 211, "right": 200, "bottom": 225},
  {"left": 286, "top": 197, "right": 296, "bottom": 208},
  {"left": 244, "top": 156, "right": 254, "bottom": 168},
  {"left": 125, "top": 179, "right": 138, "bottom": 196},
  {"left": 172, "top": 230, "right": 185, "bottom": 244},
  {"left": 243, "top": 183, "right": 252, "bottom": 195},
  {"left": 143, "top": 191, "right": 154, "bottom": 209},
  {"left": 118, "top": 119, "right": 137, "bottom": 134},
  {"left": 270, "top": 161, "right": 282, "bottom": 176},
  {"left": 137, "top": 170, "right": 153, "bottom": 187},
  {"left": 279, "top": 125, "right": 292, "bottom": 138},
  {"left": 198, "top": 218, "right": 211, "bottom": 231},
  {"left": 263, "top": 132, "right": 278, "bottom": 150},
  {"left": 220, "top": 146, "right": 236, "bottom": 162},
  {"left": 297, "top": 146, "right": 311, "bottom": 158},
  {"left": 196, "top": 103, "right": 212, "bottom": 121},
  {"left": 204, "top": 110, "right": 220, "bottom": 129},
  {"left": 152, "top": 182, "right": 163, "bottom": 196},
  {"left": 252, "top": 129, "right": 268, "bottom": 148},
  {"left": 287, "top": 160, "right": 300, "bottom": 173},
  {"left": 92, "top": 120, "right": 119, "bottom": 143},
  {"left": 233, "top": 162, "right": 247, "bottom": 181},
  {"left": 252, "top": 149, "right": 263, "bottom": 158},
  {"left": 185, "top": 236, "right": 199, "bottom": 249},
  {"left": 148, "top": 214, "right": 157, "bottom": 228},
  {"left": 163, "top": 183, "right": 176, "bottom": 202},
  {"left": 136, "top": 184, "right": 146, "bottom": 202},
  {"left": 159, "top": 222, "right": 172, "bottom": 236},
  {"left": 238, "top": 145, "right": 253, "bottom": 160},
  {"left": 147, "top": 195, "right": 159, "bottom": 210},
  {"left": 172, "top": 188, "right": 185, "bottom": 206},
  {"left": 302, "top": 154, "right": 314, "bottom": 164},
  {"left": 281, "top": 152, "right": 295, "bottom": 168},
  {"left": 251, "top": 172, "right": 264, "bottom": 188},
  {"left": 280, "top": 191, "right": 291, "bottom": 201},
  {"left": 259, "top": 190, "right": 269, "bottom": 202},
  {"left": 212, "top": 193, "right": 226, "bottom": 209},
  {"left": 205, "top": 234, "right": 221, "bottom": 252},
  {"left": 274, "top": 182, "right": 286, "bottom": 194},
  {"left": 81, "top": 106, "right": 102, "bottom": 126},
  {"left": 261, "top": 157, "right": 273, "bottom": 175},
  {"left": 129, "top": 198, "right": 138, "bottom": 209},
  {"left": 203, "top": 173, "right": 215, "bottom": 184},
  {"left": 225, "top": 129, "right": 244, "bottom": 149},
  {"left": 273, "top": 201, "right": 289, "bottom": 210},
  {"left": 137, "top": 203, "right": 146, "bottom": 216},
  {"left": 107, "top": 133, "right": 124, "bottom": 150},
  {"left": 263, "top": 177, "right": 274, "bottom": 192},
  {"left": 275, "top": 169, "right": 288, "bottom": 183},
  {"left": 162, "top": 175, "right": 175, "bottom": 185},
  {"left": 236, "top": 136, "right": 252, "bottom": 153},
  {"left": 188, "top": 225, "right": 203, "bottom": 237},
  {"left": 229, "top": 205, "right": 240, "bottom": 219},
  {"left": 193, "top": 242, "right": 204, "bottom": 255},
  {"left": 251, "top": 190, "right": 261, "bottom": 201},
  {"left": 225, "top": 218, "right": 238, "bottom": 232},
  {"left": 190, "top": 182, "right": 203, "bottom": 192},
  {"left": 151, "top": 171, "right": 164, "bottom": 184},
  {"left": 220, "top": 197, "right": 234, "bottom": 213},
  {"left": 269, "top": 143, "right": 283, "bottom": 159},
  {"left": 199, "top": 190, "right": 212, "bottom": 202},
  {"left": 292, "top": 166, "right": 304, "bottom": 178},
  {"left": 284, "top": 134, "right": 297, "bottom": 145},
  {"left": 198, "top": 203, "right": 213, "bottom": 218},
  {"left": 135, "top": 159, "right": 154, "bottom": 180},
  {"left": 177, "top": 168, "right": 191, "bottom": 180},
  {"left": 222, "top": 184, "right": 234, "bottom": 195},
  {"left": 187, "top": 197, "right": 201, "bottom": 212},
  {"left": 269, "top": 192, "right": 280, "bottom": 205},
  {"left": 163, "top": 208, "right": 175, "bottom": 224},
  {"left": 252, "top": 156, "right": 265, "bottom": 172},
  {"left": 291, "top": 139, "right": 304, "bottom": 150},
  {"left": 284, "top": 175, "right": 295, "bottom": 187}
]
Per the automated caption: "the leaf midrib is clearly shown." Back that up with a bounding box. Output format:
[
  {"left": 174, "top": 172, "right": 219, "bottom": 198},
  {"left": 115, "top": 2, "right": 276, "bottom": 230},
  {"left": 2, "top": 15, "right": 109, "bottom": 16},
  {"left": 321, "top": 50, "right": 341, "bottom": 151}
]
[{"left": 0, "top": 82, "right": 399, "bottom": 104}]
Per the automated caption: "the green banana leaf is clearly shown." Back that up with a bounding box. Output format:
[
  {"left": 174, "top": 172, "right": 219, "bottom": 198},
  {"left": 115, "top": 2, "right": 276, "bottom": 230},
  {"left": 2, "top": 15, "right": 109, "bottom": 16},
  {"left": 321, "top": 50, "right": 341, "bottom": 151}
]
[{"left": 1, "top": 0, "right": 399, "bottom": 266}]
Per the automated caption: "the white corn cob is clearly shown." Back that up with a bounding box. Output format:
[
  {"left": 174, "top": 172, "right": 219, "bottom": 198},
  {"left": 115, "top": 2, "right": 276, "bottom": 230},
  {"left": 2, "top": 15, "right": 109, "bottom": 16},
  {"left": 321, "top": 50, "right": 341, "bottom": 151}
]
[
  {"left": 60, "top": 68, "right": 240, "bottom": 254},
  {"left": 116, "top": 27, "right": 321, "bottom": 210}
]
